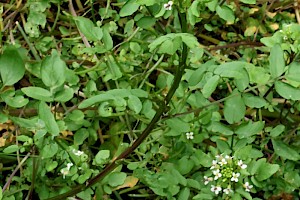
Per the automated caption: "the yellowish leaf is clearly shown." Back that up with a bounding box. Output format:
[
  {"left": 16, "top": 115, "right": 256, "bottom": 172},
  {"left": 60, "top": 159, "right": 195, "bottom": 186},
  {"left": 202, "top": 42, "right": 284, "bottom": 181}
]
[
  {"left": 60, "top": 130, "right": 73, "bottom": 137},
  {"left": 244, "top": 26, "right": 257, "bottom": 36},
  {"left": 114, "top": 176, "right": 139, "bottom": 190},
  {"left": 0, "top": 137, "right": 6, "bottom": 147}
]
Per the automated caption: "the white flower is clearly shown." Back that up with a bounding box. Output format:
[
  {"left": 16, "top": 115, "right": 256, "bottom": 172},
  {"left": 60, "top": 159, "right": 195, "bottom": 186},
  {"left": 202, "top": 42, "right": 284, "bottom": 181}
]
[
  {"left": 66, "top": 162, "right": 73, "bottom": 170},
  {"left": 238, "top": 160, "right": 247, "bottom": 169},
  {"left": 61, "top": 163, "right": 73, "bottom": 179},
  {"left": 186, "top": 132, "right": 194, "bottom": 140},
  {"left": 223, "top": 187, "right": 233, "bottom": 194},
  {"left": 219, "top": 158, "right": 227, "bottom": 166},
  {"left": 231, "top": 172, "right": 240, "bottom": 182},
  {"left": 225, "top": 155, "right": 233, "bottom": 160},
  {"left": 211, "top": 185, "right": 222, "bottom": 195},
  {"left": 213, "top": 169, "right": 222, "bottom": 180},
  {"left": 60, "top": 168, "right": 69, "bottom": 179},
  {"left": 72, "top": 149, "right": 84, "bottom": 156},
  {"left": 204, "top": 176, "right": 213, "bottom": 185},
  {"left": 163, "top": 1, "right": 173, "bottom": 10},
  {"left": 244, "top": 182, "right": 253, "bottom": 192},
  {"left": 210, "top": 160, "right": 219, "bottom": 169},
  {"left": 215, "top": 154, "right": 223, "bottom": 160}
]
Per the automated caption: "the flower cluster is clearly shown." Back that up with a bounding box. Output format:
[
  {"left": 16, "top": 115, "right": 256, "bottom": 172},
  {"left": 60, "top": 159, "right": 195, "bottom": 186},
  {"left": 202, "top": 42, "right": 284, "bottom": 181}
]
[{"left": 204, "top": 154, "right": 253, "bottom": 196}]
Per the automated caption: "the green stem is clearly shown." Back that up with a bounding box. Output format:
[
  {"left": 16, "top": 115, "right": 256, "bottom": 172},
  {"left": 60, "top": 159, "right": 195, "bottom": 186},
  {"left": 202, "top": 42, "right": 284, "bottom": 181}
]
[
  {"left": 15, "top": 22, "right": 41, "bottom": 61},
  {"left": 46, "top": 10, "right": 189, "bottom": 200}
]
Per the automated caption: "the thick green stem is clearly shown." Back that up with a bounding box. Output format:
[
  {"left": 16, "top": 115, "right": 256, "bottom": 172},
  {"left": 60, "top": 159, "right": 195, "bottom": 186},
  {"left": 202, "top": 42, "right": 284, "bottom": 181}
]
[{"left": 46, "top": 10, "right": 189, "bottom": 200}]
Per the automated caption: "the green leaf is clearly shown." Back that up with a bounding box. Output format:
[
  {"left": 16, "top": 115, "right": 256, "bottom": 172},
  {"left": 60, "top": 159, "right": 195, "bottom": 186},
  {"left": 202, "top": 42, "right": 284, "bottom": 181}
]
[
  {"left": 216, "top": 5, "right": 235, "bottom": 24},
  {"left": 103, "top": 28, "right": 113, "bottom": 50},
  {"left": 165, "top": 118, "right": 190, "bottom": 132},
  {"left": 202, "top": 75, "right": 220, "bottom": 98},
  {"left": 240, "top": 0, "right": 256, "bottom": 4},
  {"left": 178, "top": 33, "right": 200, "bottom": 49},
  {"left": 128, "top": 95, "right": 142, "bottom": 114},
  {"left": 190, "top": 47, "right": 204, "bottom": 63},
  {"left": 137, "top": 16, "right": 156, "bottom": 29},
  {"left": 224, "top": 90, "right": 246, "bottom": 124},
  {"left": 0, "top": 186, "right": 2, "bottom": 200},
  {"left": 74, "top": 16, "right": 103, "bottom": 42},
  {"left": 158, "top": 37, "right": 182, "bottom": 55},
  {"left": 178, "top": 187, "right": 190, "bottom": 200},
  {"left": 176, "top": 156, "right": 194, "bottom": 175},
  {"left": 119, "top": 0, "right": 140, "bottom": 17},
  {"left": 74, "top": 128, "right": 89, "bottom": 145},
  {"left": 234, "top": 69, "right": 249, "bottom": 91},
  {"left": 209, "top": 122, "right": 233, "bottom": 136},
  {"left": 39, "top": 101, "right": 60, "bottom": 137},
  {"left": 275, "top": 81, "right": 300, "bottom": 100},
  {"left": 42, "top": 142, "right": 58, "bottom": 158},
  {"left": 1, "top": 89, "right": 28, "bottom": 108},
  {"left": 149, "top": 34, "right": 175, "bottom": 52},
  {"left": 245, "top": 65, "right": 270, "bottom": 85},
  {"left": 254, "top": 158, "right": 279, "bottom": 181},
  {"left": 106, "top": 55, "right": 122, "bottom": 80},
  {"left": 286, "top": 62, "right": 300, "bottom": 82},
  {"left": 242, "top": 93, "right": 267, "bottom": 108},
  {"left": 22, "top": 86, "right": 53, "bottom": 102},
  {"left": 108, "top": 172, "right": 127, "bottom": 187},
  {"left": 191, "top": 149, "right": 213, "bottom": 167},
  {"left": 214, "top": 61, "right": 245, "bottom": 78},
  {"left": 3, "top": 145, "right": 19, "bottom": 154},
  {"left": 0, "top": 46, "right": 25, "bottom": 86},
  {"left": 54, "top": 87, "right": 74, "bottom": 102},
  {"left": 94, "top": 150, "right": 110, "bottom": 165},
  {"left": 79, "top": 93, "right": 115, "bottom": 109},
  {"left": 41, "top": 50, "right": 66, "bottom": 88},
  {"left": 136, "top": 0, "right": 156, "bottom": 6},
  {"left": 235, "top": 121, "right": 265, "bottom": 138},
  {"left": 269, "top": 44, "right": 285, "bottom": 78},
  {"left": 272, "top": 139, "right": 300, "bottom": 161},
  {"left": 270, "top": 125, "right": 285, "bottom": 137}
]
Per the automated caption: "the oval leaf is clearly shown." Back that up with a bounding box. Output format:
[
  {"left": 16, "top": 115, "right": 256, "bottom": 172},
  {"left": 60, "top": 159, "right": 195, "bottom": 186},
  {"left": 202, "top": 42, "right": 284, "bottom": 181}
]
[
  {"left": 272, "top": 139, "right": 300, "bottom": 161},
  {"left": 269, "top": 44, "right": 285, "bottom": 78},
  {"left": 224, "top": 90, "right": 246, "bottom": 124},
  {"left": 41, "top": 50, "right": 66, "bottom": 88},
  {"left": 202, "top": 75, "right": 220, "bottom": 98},
  {"left": 39, "top": 101, "right": 60, "bottom": 137},
  {"left": 0, "top": 46, "right": 25, "bottom": 86},
  {"left": 119, "top": 0, "right": 140, "bottom": 17},
  {"left": 22, "top": 86, "right": 53, "bottom": 102},
  {"left": 275, "top": 81, "right": 300, "bottom": 100}
]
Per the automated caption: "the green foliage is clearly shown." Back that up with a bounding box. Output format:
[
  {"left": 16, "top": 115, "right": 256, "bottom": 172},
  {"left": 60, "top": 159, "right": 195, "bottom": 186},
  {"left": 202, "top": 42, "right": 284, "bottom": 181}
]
[{"left": 1, "top": 0, "right": 300, "bottom": 199}]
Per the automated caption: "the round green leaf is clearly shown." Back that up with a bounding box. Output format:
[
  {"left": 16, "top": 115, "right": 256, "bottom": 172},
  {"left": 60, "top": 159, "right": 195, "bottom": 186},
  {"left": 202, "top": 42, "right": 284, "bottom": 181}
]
[
  {"left": 108, "top": 172, "right": 127, "bottom": 187},
  {"left": 128, "top": 95, "right": 142, "bottom": 114},
  {"left": 137, "top": 16, "right": 156, "bottom": 29},
  {"left": 119, "top": 0, "right": 139, "bottom": 17}
]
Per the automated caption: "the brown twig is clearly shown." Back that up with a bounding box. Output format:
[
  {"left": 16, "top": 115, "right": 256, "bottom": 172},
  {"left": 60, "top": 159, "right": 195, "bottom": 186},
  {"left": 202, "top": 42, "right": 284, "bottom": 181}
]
[{"left": 2, "top": 150, "right": 32, "bottom": 193}]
